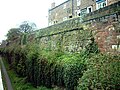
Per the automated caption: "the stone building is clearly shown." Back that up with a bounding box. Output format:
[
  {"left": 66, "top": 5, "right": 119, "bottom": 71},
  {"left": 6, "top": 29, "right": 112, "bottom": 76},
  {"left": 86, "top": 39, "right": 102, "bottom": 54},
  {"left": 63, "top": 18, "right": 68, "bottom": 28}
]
[
  {"left": 48, "top": 0, "right": 77, "bottom": 26},
  {"left": 48, "top": 0, "right": 96, "bottom": 25},
  {"left": 48, "top": 0, "right": 120, "bottom": 26},
  {"left": 79, "top": 0, "right": 96, "bottom": 16}
]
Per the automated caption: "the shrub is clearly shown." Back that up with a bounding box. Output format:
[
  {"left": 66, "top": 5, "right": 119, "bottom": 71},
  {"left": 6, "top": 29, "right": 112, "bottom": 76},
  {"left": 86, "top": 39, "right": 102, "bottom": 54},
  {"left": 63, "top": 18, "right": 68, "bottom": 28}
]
[
  {"left": 25, "top": 43, "right": 40, "bottom": 86},
  {"left": 57, "top": 53, "right": 86, "bottom": 90},
  {"left": 77, "top": 54, "right": 120, "bottom": 90}
]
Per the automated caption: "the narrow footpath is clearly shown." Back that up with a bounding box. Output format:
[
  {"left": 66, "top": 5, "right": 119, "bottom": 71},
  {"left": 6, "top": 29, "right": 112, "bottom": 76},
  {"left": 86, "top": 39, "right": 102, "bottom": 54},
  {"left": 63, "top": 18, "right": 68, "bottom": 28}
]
[
  {"left": 0, "top": 57, "right": 13, "bottom": 90},
  {"left": 0, "top": 68, "right": 4, "bottom": 90}
]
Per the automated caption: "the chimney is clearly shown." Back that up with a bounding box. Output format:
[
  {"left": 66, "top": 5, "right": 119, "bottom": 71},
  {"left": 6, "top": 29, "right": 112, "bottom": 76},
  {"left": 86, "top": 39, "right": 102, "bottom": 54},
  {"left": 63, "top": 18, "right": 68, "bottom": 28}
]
[{"left": 51, "top": 2, "right": 55, "bottom": 8}]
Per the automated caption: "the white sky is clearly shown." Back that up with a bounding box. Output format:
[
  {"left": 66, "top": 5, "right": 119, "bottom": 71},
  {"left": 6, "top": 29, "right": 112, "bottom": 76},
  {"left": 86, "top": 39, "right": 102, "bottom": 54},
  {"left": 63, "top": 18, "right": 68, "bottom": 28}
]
[{"left": 0, "top": 0, "right": 66, "bottom": 43}]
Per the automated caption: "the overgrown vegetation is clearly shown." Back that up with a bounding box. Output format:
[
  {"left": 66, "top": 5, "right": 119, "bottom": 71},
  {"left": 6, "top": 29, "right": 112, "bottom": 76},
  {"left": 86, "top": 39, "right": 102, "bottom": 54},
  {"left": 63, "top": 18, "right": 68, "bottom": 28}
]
[
  {"left": 0, "top": 23, "right": 119, "bottom": 90},
  {"left": 77, "top": 54, "right": 120, "bottom": 90},
  {"left": 0, "top": 41, "right": 119, "bottom": 90},
  {"left": 0, "top": 43, "right": 87, "bottom": 90}
]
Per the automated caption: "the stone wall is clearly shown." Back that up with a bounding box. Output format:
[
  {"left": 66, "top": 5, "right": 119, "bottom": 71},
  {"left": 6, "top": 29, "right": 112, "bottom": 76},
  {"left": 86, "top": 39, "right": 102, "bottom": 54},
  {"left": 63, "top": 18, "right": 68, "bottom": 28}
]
[
  {"left": 30, "top": 2, "right": 120, "bottom": 54},
  {"left": 83, "top": 1, "right": 120, "bottom": 22},
  {"left": 37, "top": 27, "right": 92, "bottom": 53},
  {"left": 91, "top": 21, "right": 120, "bottom": 54}
]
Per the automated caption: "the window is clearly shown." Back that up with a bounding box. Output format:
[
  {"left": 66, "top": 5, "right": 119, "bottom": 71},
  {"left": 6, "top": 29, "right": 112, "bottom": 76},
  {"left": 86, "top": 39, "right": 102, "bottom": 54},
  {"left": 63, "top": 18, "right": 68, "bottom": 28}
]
[
  {"left": 96, "top": 0, "right": 107, "bottom": 10},
  {"left": 89, "top": 8, "right": 91, "bottom": 12},
  {"left": 76, "top": 10, "right": 80, "bottom": 16},
  {"left": 77, "top": 0, "right": 81, "bottom": 6},
  {"left": 96, "top": 0, "right": 105, "bottom": 3},
  {"left": 53, "top": 20, "right": 58, "bottom": 24},
  {"left": 56, "top": 13, "right": 58, "bottom": 16},
  {"left": 67, "top": 8, "right": 71, "bottom": 14},
  {"left": 87, "top": 6, "right": 92, "bottom": 13},
  {"left": 69, "top": 15, "right": 72, "bottom": 18},
  {"left": 103, "top": 2, "right": 106, "bottom": 7},
  {"left": 80, "top": 8, "right": 87, "bottom": 16},
  {"left": 63, "top": 17, "right": 67, "bottom": 21},
  {"left": 49, "top": 21, "right": 54, "bottom": 26},
  {"left": 63, "top": 4, "right": 66, "bottom": 9}
]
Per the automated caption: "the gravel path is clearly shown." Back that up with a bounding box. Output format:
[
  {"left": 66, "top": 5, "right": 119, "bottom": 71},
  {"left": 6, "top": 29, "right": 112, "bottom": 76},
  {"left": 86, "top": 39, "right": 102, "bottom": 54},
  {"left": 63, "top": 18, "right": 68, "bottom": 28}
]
[{"left": 0, "top": 57, "right": 13, "bottom": 90}]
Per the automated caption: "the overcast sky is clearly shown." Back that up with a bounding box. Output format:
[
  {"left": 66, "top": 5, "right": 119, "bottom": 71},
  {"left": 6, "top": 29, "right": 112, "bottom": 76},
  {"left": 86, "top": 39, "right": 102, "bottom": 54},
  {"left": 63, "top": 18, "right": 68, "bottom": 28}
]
[{"left": 0, "top": 0, "right": 66, "bottom": 43}]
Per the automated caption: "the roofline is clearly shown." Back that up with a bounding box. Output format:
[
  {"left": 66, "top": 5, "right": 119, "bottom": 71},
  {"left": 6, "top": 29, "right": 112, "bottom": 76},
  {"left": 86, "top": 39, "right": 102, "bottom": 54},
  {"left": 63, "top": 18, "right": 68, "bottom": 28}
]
[{"left": 49, "top": 0, "right": 71, "bottom": 12}]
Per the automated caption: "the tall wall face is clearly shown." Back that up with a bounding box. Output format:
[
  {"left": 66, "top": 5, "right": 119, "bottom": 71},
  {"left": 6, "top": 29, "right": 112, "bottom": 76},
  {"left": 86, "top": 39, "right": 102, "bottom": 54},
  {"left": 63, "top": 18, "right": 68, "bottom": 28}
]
[
  {"left": 32, "top": 2, "right": 120, "bottom": 54},
  {"left": 91, "top": 21, "right": 120, "bottom": 54},
  {"left": 36, "top": 22, "right": 120, "bottom": 54},
  {"left": 38, "top": 27, "right": 92, "bottom": 53}
]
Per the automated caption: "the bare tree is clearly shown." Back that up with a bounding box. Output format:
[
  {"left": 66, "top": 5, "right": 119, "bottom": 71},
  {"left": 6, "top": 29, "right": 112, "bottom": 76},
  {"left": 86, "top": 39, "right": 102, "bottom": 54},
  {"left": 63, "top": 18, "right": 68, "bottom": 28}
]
[
  {"left": 19, "top": 21, "right": 37, "bottom": 45},
  {"left": 19, "top": 21, "right": 37, "bottom": 33}
]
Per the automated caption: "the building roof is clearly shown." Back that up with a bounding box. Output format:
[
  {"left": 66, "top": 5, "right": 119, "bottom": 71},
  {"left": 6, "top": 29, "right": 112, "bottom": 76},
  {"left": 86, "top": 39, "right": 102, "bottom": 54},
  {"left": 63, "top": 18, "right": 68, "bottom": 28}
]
[{"left": 49, "top": 0, "right": 70, "bottom": 11}]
